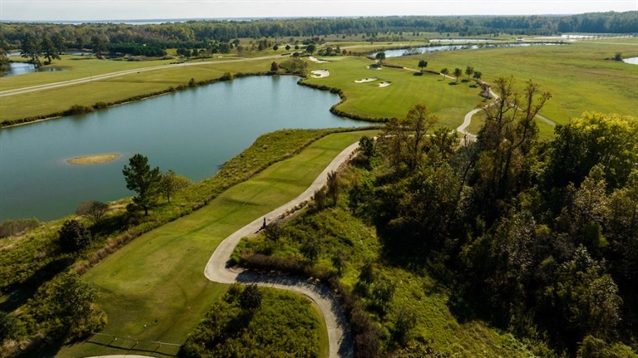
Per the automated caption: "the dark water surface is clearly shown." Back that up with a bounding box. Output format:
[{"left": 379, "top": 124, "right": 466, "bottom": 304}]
[{"left": 0, "top": 76, "right": 367, "bottom": 221}]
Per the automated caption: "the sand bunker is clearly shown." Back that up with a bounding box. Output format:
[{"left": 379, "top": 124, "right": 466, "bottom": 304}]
[
  {"left": 308, "top": 56, "right": 329, "bottom": 64},
  {"left": 67, "top": 153, "right": 121, "bottom": 165},
  {"left": 368, "top": 65, "right": 382, "bottom": 70},
  {"left": 379, "top": 81, "right": 392, "bottom": 87},
  {"left": 354, "top": 77, "right": 377, "bottom": 83},
  {"left": 311, "top": 69, "right": 330, "bottom": 78}
]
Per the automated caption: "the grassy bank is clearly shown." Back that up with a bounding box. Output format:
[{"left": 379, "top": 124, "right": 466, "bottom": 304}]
[{"left": 57, "top": 129, "right": 377, "bottom": 357}]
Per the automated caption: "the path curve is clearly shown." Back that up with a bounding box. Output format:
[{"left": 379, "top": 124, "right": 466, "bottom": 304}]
[
  {"left": 204, "top": 141, "right": 360, "bottom": 358},
  {"left": 0, "top": 54, "right": 288, "bottom": 97}
]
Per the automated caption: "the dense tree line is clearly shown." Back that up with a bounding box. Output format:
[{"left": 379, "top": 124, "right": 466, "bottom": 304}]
[
  {"left": 0, "top": 11, "right": 635, "bottom": 54},
  {"left": 348, "top": 83, "right": 638, "bottom": 355}
]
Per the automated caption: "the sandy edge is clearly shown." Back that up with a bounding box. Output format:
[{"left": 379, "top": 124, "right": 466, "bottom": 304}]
[{"left": 67, "top": 153, "right": 121, "bottom": 165}]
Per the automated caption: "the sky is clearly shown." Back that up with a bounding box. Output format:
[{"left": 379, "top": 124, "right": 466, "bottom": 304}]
[{"left": 1, "top": 0, "right": 636, "bottom": 22}]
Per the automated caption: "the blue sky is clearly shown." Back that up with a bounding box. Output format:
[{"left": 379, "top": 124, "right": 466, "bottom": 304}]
[{"left": 1, "top": 0, "right": 636, "bottom": 22}]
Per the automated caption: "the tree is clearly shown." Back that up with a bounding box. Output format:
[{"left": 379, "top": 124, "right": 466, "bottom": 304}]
[
  {"left": 239, "top": 284, "right": 262, "bottom": 312},
  {"left": 375, "top": 51, "right": 386, "bottom": 65},
  {"left": 20, "top": 34, "right": 41, "bottom": 66},
  {"left": 90, "top": 36, "right": 107, "bottom": 58},
  {"left": 285, "top": 44, "right": 291, "bottom": 51},
  {"left": 76, "top": 37, "right": 85, "bottom": 51},
  {"left": 305, "top": 44, "right": 316, "bottom": 54},
  {"left": 41, "top": 36, "right": 60, "bottom": 64},
  {"left": 465, "top": 65, "right": 474, "bottom": 79},
  {"left": 52, "top": 34, "right": 66, "bottom": 55},
  {"left": 76, "top": 200, "right": 109, "bottom": 225},
  {"left": 440, "top": 67, "right": 449, "bottom": 77},
  {"left": 418, "top": 59, "right": 428, "bottom": 73},
  {"left": 383, "top": 103, "right": 438, "bottom": 171},
  {"left": 273, "top": 44, "right": 279, "bottom": 51},
  {"left": 58, "top": 219, "right": 92, "bottom": 252},
  {"left": 473, "top": 71, "right": 483, "bottom": 81},
  {"left": 453, "top": 67, "right": 463, "bottom": 82},
  {"left": 326, "top": 171, "right": 339, "bottom": 205},
  {"left": 158, "top": 169, "right": 190, "bottom": 203},
  {"left": 332, "top": 253, "right": 345, "bottom": 276},
  {"left": 270, "top": 61, "right": 279, "bottom": 73},
  {"left": 122, "top": 154, "right": 161, "bottom": 216},
  {"left": 301, "top": 237, "right": 321, "bottom": 263}
]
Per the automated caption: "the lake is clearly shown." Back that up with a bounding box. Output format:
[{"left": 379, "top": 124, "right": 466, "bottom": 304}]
[
  {"left": 375, "top": 42, "right": 564, "bottom": 58},
  {"left": 0, "top": 76, "right": 368, "bottom": 221},
  {"left": 3, "top": 62, "right": 66, "bottom": 77}
]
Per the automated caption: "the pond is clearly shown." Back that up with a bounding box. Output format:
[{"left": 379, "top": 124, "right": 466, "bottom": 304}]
[
  {"left": 0, "top": 76, "right": 368, "bottom": 221},
  {"left": 374, "top": 42, "right": 565, "bottom": 58},
  {"left": 3, "top": 62, "right": 66, "bottom": 77}
]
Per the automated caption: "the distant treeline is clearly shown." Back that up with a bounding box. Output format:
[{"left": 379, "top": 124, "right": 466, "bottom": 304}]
[{"left": 0, "top": 11, "right": 636, "bottom": 51}]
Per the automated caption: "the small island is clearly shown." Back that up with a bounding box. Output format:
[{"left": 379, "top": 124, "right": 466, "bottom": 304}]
[{"left": 67, "top": 153, "right": 121, "bottom": 165}]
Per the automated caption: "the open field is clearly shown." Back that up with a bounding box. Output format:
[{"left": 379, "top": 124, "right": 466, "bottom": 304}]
[
  {"left": 388, "top": 38, "right": 638, "bottom": 125},
  {"left": 58, "top": 130, "right": 376, "bottom": 357}
]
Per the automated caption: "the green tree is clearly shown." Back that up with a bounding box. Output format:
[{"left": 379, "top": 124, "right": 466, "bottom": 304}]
[
  {"left": 159, "top": 169, "right": 190, "bottom": 203},
  {"left": 20, "top": 34, "right": 41, "bottom": 66},
  {"left": 383, "top": 103, "right": 438, "bottom": 171},
  {"left": 453, "top": 67, "right": 463, "bottom": 82},
  {"left": 465, "top": 65, "right": 474, "bottom": 79},
  {"left": 58, "top": 219, "right": 92, "bottom": 252},
  {"left": 52, "top": 33, "right": 66, "bottom": 55},
  {"left": 76, "top": 200, "right": 109, "bottom": 225},
  {"left": 301, "top": 237, "right": 321, "bottom": 263},
  {"left": 122, "top": 154, "right": 161, "bottom": 216},
  {"left": 273, "top": 44, "right": 279, "bottom": 51},
  {"left": 418, "top": 59, "right": 428, "bottom": 73},
  {"left": 305, "top": 44, "right": 316, "bottom": 54},
  {"left": 375, "top": 51, "right": 386, "bottom": 64},
  {"left": 473, "top": 71, "right": 482, "bottom": 81},
  {"left": 440, "top": 67, "right": 449, "bottom": 77},
  {"left": 326, "top": 171, "right": 339, "bottom": 205},
  {"left": 90, "top": 35, "right": 107, "bottom": 58}
]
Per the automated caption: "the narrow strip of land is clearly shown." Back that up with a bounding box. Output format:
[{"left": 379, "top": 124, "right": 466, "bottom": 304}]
[{"left": 0, "top": 54, "right": 288, "bottom": 97}]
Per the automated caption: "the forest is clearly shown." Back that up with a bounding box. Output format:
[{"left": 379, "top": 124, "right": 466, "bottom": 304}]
[{"left": 238, "top": 78, "right": 638, "bottom": 356}]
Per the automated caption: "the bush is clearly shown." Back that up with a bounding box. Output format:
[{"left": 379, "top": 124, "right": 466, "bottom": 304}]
[
  {"left": 63, "top": 104, "right": 94, "bottom": 116},
  {"left": 0, "top": 218, "right": 39, "bottom": 238},
  {"left": 58, "top": 220, "right": 92, "bottom": 252}
]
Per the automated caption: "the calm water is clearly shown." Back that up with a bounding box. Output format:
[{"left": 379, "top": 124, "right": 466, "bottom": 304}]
[
  {"left": 0, "top": 76, "right": 367, "bottom": 221},
  {"left": 375, "top": 42, "right": 564, "bottom": 58},
  {"left": 3, "top": 62, "right": 66, "bottom": 77}
]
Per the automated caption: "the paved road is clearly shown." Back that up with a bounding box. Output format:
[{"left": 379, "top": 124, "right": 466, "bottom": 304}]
[
  {"left": 0, "top": 54, "right": 288, "bottom": 98},
  {"left": 204, "top": 141, "right": 360, "bottom": 358}
]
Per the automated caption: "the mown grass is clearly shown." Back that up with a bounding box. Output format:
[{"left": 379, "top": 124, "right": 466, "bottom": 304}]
[
  {"left": 388, "top": 39, "right": 638, "bottom": 125},
  {"left": 57, "top": 130, "right": 376, "bottom": 357},
  {"left": 236, "top": 165, "right": 535, "bottom": 356},
  {"left": 0, "top": 56, "right": 275, "bottom": 123},
  {"left": 303, "top": 56, "right": 488, "bottom": 128}
]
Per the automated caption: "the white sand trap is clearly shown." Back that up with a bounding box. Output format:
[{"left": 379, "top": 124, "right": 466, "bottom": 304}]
[
  {"left": 354, "top": 77, "right": 377, "bottom": 83},
  {"left": 308, "top": 56, "right": 329, "bottom": 64},
  {"left": 379, "top": 81, "right": 392, "bottom": 87},
  {"left": 311, "top": 69, "right": 330, "bottom": 78}
]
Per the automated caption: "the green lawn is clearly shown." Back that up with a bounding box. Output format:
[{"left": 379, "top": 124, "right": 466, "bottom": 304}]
[
  {"left": 388, "top": 39, "right": 638, "bottom": 125},
  {"left": 304, "top": 56, "right": 488, "bottom": 128},
  {"left": 58, "top": 130, "right": 375, "bottom": 357}
]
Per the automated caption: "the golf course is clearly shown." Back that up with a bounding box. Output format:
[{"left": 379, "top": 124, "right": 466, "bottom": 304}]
[{"left": 1, "top": 20, "right": 637, "bottom": 357}]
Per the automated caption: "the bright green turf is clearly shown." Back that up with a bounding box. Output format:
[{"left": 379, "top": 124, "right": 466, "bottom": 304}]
[
  {"left": 304, "top": 56, "right": 488, "bottom": 128},
  {"left": 388, "top": 39, "right": 638, "bottom": 125},
  {"left": 58, "top": 130, "right": 375, "bottom": 357}
]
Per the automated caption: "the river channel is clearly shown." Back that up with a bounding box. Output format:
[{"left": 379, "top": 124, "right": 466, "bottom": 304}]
[{"left": 0, "top": 76, "right": 367, "bottom": 221}]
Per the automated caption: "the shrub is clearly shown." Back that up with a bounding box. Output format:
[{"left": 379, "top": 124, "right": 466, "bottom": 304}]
[
  {"left": 63, "top": 104, "right": 94, "bottom": 116},
  {"left": 58, "top": 220, "right": 92, "bottom": 252},
  {"left": 0, "top": 218, "right": 39, "bottom": 238}
]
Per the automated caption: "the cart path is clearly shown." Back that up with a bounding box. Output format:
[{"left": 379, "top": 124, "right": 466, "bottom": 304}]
[{"left": 204, "top": 141, "right": 360, "bottom": 358}]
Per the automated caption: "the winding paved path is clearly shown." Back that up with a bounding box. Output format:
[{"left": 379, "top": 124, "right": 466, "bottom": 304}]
[{"left": 204, "top": 141, "right": 360, "bottom": 358}]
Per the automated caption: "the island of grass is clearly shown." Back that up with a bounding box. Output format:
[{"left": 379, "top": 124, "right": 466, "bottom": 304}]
[{"left": 67, "top": 153, "right": 121, "bottom": 165}]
